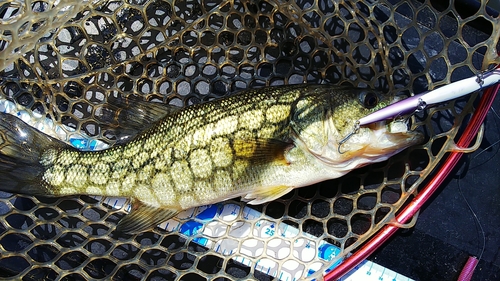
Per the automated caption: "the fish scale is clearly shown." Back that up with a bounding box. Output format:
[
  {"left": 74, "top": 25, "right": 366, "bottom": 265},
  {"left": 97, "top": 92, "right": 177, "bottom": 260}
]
[
  {"left": 39, "top": 87, "right": 298, "bottom": 203},
  {"left": 0, "top": 84, "right": 422, "bottom": 233}
]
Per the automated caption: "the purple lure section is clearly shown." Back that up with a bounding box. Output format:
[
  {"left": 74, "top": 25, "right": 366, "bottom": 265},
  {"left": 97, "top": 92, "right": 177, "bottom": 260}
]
[{"left": 358, "top": 94, "right": 425, "bottom": 126}]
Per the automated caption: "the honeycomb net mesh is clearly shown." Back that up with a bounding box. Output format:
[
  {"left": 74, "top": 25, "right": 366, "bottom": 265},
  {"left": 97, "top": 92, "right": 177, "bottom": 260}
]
[{"left": 0, "top": 0, "right": 499, "bottom": 280}]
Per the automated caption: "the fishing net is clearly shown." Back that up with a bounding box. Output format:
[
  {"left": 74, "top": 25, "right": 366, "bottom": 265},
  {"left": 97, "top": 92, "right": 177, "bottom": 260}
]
[{"left": 0, "top": 0, "right": 499, "bottom": 280}]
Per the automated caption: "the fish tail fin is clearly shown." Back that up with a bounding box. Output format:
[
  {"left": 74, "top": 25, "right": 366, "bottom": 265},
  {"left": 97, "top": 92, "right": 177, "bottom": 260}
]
[{"left": 0, "top": 112, "right": 67, "bottom": 196}]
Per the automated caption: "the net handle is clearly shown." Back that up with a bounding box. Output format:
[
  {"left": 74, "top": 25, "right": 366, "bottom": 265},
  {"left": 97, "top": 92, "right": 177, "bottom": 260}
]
[{"left": 324, "top": 67, "right": 500, "bottom": 280}]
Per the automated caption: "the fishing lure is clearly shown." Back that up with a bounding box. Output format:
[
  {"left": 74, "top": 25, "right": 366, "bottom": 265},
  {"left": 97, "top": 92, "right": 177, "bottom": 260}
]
[
  {"left": 359, "top": 67, "right": 500, "bottom": 126},
  {"left": 338, "top": 66, "right": 500, "bottom": 153}
]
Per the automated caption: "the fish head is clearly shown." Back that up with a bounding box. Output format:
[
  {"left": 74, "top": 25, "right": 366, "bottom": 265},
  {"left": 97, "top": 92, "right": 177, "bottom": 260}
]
[{"left": 290, "top": 86, "right": 423, "bottom": 171}]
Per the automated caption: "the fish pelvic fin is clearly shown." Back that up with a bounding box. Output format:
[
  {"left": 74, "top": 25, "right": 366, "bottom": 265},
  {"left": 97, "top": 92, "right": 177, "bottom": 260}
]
[
  {"left": 0, "top": 112, "right": 69, "bottom": 196},
  {"left": 116, "top": 201, "right": 179, "bottom": 234},
  {"left": 242, "top": 185, "right": 293, "bottom": 205}
]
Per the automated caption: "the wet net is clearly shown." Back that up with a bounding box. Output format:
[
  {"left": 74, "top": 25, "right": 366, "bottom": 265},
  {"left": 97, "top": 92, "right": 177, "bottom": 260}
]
[{"left": 0, "top": 0, "right": 499, "bottom": 280}]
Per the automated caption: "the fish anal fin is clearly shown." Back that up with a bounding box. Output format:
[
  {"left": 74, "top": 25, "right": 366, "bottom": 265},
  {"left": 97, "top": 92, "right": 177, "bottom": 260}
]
[
  {"left": 233, "top": 139, "right": 292, "bottom": 166},
  {"left": 243, "top": 185, "right": 293, "bottom": 205},
  {"left": 116, "top": 202, "right": 179, "bottom": 234}
]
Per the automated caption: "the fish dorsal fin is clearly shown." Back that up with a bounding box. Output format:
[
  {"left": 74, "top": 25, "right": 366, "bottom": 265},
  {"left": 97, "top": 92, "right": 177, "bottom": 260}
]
[
  {"left": 233, "top": 138, "right": 293, "bottom": 166},
  {"left": 116, "top": 201, "right": 179, "bottom": 234},
  {"left": 97, "top": 95, "right": 181, "bottom": 145},
  {"left": 242, "top": 185, "right": 293, "bottom": 205}
]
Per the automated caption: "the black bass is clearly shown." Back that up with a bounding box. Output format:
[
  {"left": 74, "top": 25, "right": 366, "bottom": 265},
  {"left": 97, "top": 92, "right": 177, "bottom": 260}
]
[{"left": 0, "top": 84, "right": 422, "bottom": 233}]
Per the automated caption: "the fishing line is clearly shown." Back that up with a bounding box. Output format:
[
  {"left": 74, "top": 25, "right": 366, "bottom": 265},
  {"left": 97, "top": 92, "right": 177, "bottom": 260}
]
[
  {"left": 455, "top": 93, "right": 500, "bottom": 279},
  {"left": 453, "top": 100, "right": 495, "bottom": 279},
  {"left": 470, "top": 107, "right": 500, "bottom": 164},
  {"left": 457, "top": 174, "right": 485, "bottom": 278},
  {"left": 491, "top": 107, "right": 500, "bottom": 120}
]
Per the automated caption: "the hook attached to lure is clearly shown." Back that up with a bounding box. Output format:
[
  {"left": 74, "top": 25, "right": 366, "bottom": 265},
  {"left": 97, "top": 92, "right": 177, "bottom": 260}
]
[{"left": 338, "top": 121, "right": 360, "bottom": 154}]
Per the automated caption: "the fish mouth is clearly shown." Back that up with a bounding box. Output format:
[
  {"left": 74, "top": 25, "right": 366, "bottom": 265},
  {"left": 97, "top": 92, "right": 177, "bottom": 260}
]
[
  {"left": 312, "top": 118, "right": 423, "bottom": 173},
  {"left": 363, "top": 120, "right": 424, "bottom": 155},
  {"left": 304, "top": 117, "right": 423, "bottom": 169},
  {"left": 366, "top": 94, "right": 424, "bottom": 152}
]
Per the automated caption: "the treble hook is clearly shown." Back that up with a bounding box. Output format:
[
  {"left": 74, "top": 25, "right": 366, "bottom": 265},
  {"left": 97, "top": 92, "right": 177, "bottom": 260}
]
[
  {"left": 338, "top": 121, "right": 360, "bottom": 154},
  {"left": 476, "top": 71, "right": 485, "bottom": 89},
  {"left": 415, "top": 97, "right": 427, "bottom": 113},
  {"left": 476, "top": 65, "right": 500, "bottom": 87}
]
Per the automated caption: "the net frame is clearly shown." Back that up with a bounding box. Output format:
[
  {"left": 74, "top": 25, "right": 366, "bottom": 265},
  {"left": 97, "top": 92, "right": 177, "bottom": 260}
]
[
  {"left": 0, "top": 0, "right": 498, "bottom": 280},
  {"left": 326, "top": 79, "right": 500, "bottom": 279}
]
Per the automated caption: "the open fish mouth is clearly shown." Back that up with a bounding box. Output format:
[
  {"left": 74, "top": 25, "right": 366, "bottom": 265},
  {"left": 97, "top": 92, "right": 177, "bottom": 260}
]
[{"left": 364, "top": 119, "right": 424, "bottom": 155}]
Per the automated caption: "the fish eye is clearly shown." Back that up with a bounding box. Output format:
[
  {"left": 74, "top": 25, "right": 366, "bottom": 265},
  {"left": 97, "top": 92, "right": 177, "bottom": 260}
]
[{"left": 360, "top": 91, "right": 379, "bottom": 109}]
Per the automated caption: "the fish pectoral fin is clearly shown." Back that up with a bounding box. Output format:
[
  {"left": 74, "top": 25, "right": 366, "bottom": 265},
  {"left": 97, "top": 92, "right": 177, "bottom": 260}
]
[
  {"left": 242, "top": 185, "right": 293, "bottom": 205},
  {"left": 116, "top": 202, "right": 179, "bottom": 234},
  {"left": 233, "top": 138, "right": 293, "bottom": 165},
  {"left": 98, "top": 94, "right": 181, "bottom": 145}
]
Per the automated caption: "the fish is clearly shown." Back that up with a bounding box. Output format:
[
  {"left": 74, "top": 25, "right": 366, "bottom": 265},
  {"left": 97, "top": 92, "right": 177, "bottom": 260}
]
[{"left": 0, "top": 84, "right": 422, "bottom": 234}]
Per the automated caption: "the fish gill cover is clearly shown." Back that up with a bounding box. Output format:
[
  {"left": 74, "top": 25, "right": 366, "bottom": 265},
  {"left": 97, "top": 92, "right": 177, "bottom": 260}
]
[{"left": 0, "top": 0, "right": 499, "bottom": 280}]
